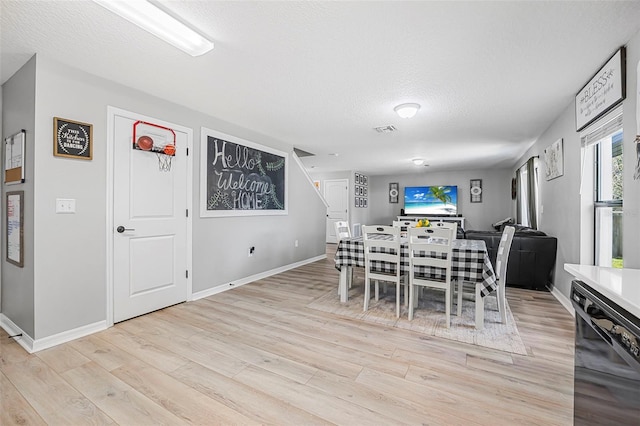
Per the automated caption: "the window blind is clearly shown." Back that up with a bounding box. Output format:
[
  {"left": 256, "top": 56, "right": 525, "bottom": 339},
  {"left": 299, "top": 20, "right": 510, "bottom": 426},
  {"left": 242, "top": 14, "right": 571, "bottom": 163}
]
[{"left": 581, "top": 112, "right": 623, "bottom": 148}]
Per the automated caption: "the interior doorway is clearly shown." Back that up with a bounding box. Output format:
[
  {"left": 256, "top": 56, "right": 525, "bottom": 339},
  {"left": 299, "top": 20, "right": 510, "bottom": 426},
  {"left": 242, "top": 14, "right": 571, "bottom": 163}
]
[{"left": 324, "top": 179, "right": 349, "bottom": 243}]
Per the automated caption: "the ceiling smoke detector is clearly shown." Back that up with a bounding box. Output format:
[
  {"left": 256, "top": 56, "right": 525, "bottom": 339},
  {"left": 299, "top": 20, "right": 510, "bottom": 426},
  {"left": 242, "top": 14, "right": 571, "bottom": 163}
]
[{"left": 373, "top": 125, "right": 397, "bottom": 133}]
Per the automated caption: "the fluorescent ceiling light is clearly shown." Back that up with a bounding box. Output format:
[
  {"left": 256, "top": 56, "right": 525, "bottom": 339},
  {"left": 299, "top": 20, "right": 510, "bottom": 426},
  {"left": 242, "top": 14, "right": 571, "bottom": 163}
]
[
  {"left": 394, "top": 103, "right": 421, "bottom": 119},
  {"left": 93, "top": 0, "right": 213, "bottom": 56}
]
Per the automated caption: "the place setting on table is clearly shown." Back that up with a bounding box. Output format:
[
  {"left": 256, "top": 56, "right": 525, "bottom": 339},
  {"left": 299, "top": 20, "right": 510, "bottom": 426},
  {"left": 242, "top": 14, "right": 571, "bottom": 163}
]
[{"left": 309, "top": 220, "right": 526, "bottom": 354}]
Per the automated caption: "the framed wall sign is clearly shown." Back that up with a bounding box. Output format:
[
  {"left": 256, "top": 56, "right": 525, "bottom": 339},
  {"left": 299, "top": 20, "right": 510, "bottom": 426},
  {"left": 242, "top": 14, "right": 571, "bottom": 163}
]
[
  {"left": 200, "top": 127, "right": 288, "bottom": 217},
  {"left": 6, "top": 191, "right": 24, "bottom": 267},
  {"left": 389, "top": 182, "right": 399, "bottom": 203},
  {"left": 470, "top": 179, "right": 482, "bottom": 203},
  {"left": 54, "top": 117, "right": 93, "bottom": 160},
  {"left": 575, "top": 47, "right": 626, "bottom": 131},
  {"left": 4, "top": 129, "right": 25, "bottom": 184}
]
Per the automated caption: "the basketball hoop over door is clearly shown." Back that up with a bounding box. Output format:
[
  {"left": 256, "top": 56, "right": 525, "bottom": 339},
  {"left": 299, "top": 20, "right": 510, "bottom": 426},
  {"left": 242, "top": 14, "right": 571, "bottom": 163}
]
[{"left": 132, "top": 120, "right": 176, "bottom": 172}]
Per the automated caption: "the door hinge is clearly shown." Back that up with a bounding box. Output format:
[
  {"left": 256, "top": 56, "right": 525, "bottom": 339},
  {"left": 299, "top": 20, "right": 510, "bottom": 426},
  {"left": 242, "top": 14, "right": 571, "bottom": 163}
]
[
  {"left": 186, "top": 209, "right": 189, "bottom": 217},
  {"left": 186, "top": 270, "right": 189, "bottom": 278}
]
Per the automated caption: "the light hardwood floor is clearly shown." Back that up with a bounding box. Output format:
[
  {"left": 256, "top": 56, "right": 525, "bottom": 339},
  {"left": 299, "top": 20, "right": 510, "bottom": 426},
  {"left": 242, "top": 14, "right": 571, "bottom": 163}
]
[{"left": 1, "top": 244, "right": 575, "bottom": 425}]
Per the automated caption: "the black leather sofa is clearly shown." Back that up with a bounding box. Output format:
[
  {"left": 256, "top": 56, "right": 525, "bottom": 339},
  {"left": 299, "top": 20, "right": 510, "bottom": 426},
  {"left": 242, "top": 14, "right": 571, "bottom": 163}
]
[{"left": 464, "top": 226, "right": 557, "bottom": 291}]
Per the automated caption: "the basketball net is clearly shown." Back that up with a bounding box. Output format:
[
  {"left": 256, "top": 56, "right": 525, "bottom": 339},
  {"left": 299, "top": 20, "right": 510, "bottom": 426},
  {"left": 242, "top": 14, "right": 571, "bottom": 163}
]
[{"left": 156, "top": 152, "right": 173, "bottom": 172}]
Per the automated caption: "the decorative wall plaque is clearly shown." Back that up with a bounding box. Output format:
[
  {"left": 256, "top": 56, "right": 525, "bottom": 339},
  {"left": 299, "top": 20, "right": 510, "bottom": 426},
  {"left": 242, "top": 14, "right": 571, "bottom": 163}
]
[{"left": 54, "top": 117, "right": 93, "bottom": 160}]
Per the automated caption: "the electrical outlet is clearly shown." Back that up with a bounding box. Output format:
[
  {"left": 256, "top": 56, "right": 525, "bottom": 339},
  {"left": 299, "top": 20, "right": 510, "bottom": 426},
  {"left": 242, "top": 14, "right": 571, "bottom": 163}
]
[
  {"left": 295, "top": 239, "right": 299, "bottom": 247},
  {"left": 56, "top": 198, "right": 76, "bottom": 214}
]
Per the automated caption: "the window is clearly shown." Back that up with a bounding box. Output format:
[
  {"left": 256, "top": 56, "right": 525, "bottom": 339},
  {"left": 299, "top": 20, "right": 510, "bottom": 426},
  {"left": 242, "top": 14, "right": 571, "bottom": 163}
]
[
  {"left": 594, "top": 130, "right": 623, "bottom": 268},
  {"left": 581, "top": 111, "right": 623, "bottom": 268}
]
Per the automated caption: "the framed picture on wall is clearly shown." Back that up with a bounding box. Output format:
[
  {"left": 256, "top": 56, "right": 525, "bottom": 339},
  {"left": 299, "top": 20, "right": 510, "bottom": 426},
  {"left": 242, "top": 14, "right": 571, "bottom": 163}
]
[
  {"left": 470, "top": 179, "right": 482, "bottom": 203},
  {"left": 53, "top": 117, "right": 93, "bottom": 160},
  {"left": 6, "top": 191, "right": 24, "bottom": 267},
  {"left": 4, "top": 130, "right": 26, "bottom": 185},
  {"left": 544, "top": 138, "right": 564, "bottom": 180},
  {"left": 389, "top": 182, "right": 399, "bottom": 203}
]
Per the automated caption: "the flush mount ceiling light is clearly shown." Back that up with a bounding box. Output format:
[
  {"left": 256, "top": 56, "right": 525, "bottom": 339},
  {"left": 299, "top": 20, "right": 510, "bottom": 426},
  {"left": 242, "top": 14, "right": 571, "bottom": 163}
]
[
  {"left": 394, "top": 103, "right": 421, "bottom": 119},
  {"left": 412, "top": 158, "right": 425, "bottom": 166},
  {"left": 93, "top": 0, "right": 214, "bottom": 56}
]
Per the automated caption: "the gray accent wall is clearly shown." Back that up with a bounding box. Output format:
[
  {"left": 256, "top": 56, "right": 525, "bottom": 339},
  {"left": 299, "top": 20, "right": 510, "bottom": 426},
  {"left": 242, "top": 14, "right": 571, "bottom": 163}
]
[
  {"left": 1, "top": 57, "right": 36, "bottom": 337},
  {"left": 312, "top": 168, "right": 516, "bottom": 233},
  {"left": 512, "top": 28, "right": 640, "bottom": 299},
  {"left": 368, "top": 169, "right": 514, "bottom": 230},
  {"left": 2, "top": 54, "right": 326, "bottom": 342}
]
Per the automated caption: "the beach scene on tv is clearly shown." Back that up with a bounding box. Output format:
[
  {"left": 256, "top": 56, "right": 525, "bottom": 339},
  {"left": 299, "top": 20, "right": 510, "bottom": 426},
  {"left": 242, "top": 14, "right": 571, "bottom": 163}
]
[{"left": 404, "top": 185, "right": 458, "bottom": 215}]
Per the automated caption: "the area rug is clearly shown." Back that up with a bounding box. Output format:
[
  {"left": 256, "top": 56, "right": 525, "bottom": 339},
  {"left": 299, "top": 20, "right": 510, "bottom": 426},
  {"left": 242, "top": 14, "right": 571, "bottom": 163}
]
[{"left": 308, "top": 284, "right": 527, "bottom": 355}]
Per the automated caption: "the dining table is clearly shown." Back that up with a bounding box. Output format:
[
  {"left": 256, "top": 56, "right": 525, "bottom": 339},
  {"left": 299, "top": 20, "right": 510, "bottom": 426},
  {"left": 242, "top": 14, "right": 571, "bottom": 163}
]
[{"left": 334, "top": 236, "right": 498, "bottom": 327}]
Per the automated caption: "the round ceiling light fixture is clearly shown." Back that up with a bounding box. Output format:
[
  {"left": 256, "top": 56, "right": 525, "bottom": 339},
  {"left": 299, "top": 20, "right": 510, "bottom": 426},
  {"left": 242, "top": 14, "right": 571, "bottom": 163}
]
[
  {"left": 394, "top": 103, "right": 421, "bottom": 118},
  {"left": 412, "top": 158, "right": 425, "bottom": 166}
]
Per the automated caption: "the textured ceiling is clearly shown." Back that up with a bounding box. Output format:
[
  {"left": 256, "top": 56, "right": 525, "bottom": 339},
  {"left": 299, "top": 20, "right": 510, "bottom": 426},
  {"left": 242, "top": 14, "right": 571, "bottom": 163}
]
[{"left": 2, "top": 1, "right": 640, "bottom": 176}]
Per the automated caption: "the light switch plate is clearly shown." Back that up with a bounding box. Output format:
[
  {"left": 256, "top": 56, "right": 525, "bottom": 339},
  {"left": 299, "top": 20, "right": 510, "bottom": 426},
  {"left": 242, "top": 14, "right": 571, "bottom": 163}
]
[{"left": 56, "top": 198, "right": 76, "bottom": 213}]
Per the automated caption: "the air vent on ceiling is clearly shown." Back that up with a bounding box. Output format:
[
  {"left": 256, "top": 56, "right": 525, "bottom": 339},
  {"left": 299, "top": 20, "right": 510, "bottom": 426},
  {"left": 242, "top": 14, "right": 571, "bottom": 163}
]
[
  {"left": 293, "top": 147, "right": 315, "bottom": 157},
  {"left": 373, "top": 125, "right": 397, "bottom": 133}
]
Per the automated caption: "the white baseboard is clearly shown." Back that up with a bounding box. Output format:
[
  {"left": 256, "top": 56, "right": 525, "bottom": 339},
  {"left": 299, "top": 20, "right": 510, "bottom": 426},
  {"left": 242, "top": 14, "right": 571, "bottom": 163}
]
[
  {"left": 0, "top": 314, "right": 34, "bottom": 353},
  {"left": 191, "top": 254, "right": 326, "bottom": 301},
  {"left": 2, "top": 254, "right": 326, "bottom": 352},
  {"left": 550, "top": 286, "right": 575, "bottom": 318},
  {"left": 1, "top": 313, "right": 107, "bottom": 353}
]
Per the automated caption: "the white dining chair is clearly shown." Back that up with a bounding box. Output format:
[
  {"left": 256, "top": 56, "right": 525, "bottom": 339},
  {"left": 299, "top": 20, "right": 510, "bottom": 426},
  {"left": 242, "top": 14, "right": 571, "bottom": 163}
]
[
  {"left": 362, "top": 225, "right": 407, "bottom": 317},
  {"left": 494, "top": 225, "right": 515, "bottom": 323},
  {"left": 456, "top": 225, "right": 515, "bottom": 329},
  {"left": 408, "top": 226, "right": 455, "bottom": 327},
  {"left": 334, "top": 220, "right": 351, "bottom": 241},
  {"left": 334, "top": 220, "right": 359, "bottom": 292},
  {"left": 432, "top": 221, "right": 458, "bottom": 239},
  {"left": 392, "top": 220, "right": 417, "bottom": 238}
]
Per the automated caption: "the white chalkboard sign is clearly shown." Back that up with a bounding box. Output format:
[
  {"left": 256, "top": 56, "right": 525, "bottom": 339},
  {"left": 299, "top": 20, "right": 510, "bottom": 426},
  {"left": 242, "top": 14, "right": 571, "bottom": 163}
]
[{"left": 200, "top": 127, "right": 288, "bottom": 217}]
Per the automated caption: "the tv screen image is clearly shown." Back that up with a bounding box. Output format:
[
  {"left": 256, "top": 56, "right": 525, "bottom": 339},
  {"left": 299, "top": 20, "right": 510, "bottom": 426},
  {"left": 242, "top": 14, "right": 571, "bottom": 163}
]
[{"left": 404, "top": 185, "right": 458, "bottom": 216}]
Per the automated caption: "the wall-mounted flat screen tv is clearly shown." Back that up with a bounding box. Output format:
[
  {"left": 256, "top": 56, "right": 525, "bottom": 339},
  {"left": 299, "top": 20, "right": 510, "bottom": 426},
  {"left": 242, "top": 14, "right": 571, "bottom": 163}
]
[{"left": 404, "top": 185, "right": 458, "bottom": 216}]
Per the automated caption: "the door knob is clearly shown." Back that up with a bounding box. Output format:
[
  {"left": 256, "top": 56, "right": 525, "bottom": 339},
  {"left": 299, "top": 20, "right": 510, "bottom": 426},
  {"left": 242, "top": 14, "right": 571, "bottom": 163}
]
[{"left": 116, "top": 226, "right": 135, "bottom": 233}]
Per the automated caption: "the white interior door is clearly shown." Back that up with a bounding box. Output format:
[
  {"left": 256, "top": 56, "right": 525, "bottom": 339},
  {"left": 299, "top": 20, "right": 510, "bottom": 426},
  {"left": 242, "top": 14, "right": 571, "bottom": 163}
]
[
  {"left": 111, "top": 110, "right": 190, "bottom": 323},
  {"left": 324, "top": 179, "right": 349, "bottom": 243}
]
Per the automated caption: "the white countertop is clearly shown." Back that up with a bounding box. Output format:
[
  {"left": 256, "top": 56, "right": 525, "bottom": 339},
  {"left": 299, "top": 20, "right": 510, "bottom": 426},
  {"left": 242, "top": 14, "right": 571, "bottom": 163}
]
[{"left": 565, "top": 264, "right": 640, "bottom": 319}]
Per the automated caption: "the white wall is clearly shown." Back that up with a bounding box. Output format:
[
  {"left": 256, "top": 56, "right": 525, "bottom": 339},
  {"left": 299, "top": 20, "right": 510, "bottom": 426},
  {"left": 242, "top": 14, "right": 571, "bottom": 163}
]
[
  {"left": 512, "top": 28, "right": 640, "bottom": 299},
  {"left": 2, "top": 54, "right": 327, "bottom": 341}
]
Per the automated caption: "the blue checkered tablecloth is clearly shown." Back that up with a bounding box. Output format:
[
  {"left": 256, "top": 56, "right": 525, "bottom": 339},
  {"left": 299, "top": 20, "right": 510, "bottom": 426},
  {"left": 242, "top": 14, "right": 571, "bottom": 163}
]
[{"left": 335, "top": 237, "right": 497, "bottom": 297}]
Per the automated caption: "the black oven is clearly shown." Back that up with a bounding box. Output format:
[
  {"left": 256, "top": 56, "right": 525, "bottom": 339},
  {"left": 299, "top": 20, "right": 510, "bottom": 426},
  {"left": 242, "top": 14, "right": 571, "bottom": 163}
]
[{"left": 571, "top": 280, "right": 640, "bottom": 425}]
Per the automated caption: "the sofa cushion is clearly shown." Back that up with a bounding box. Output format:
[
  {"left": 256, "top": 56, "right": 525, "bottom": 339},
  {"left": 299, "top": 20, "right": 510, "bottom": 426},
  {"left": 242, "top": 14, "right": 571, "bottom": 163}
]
[{"left": 506, "top": 224, "right": 547, "bottom": 236}]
